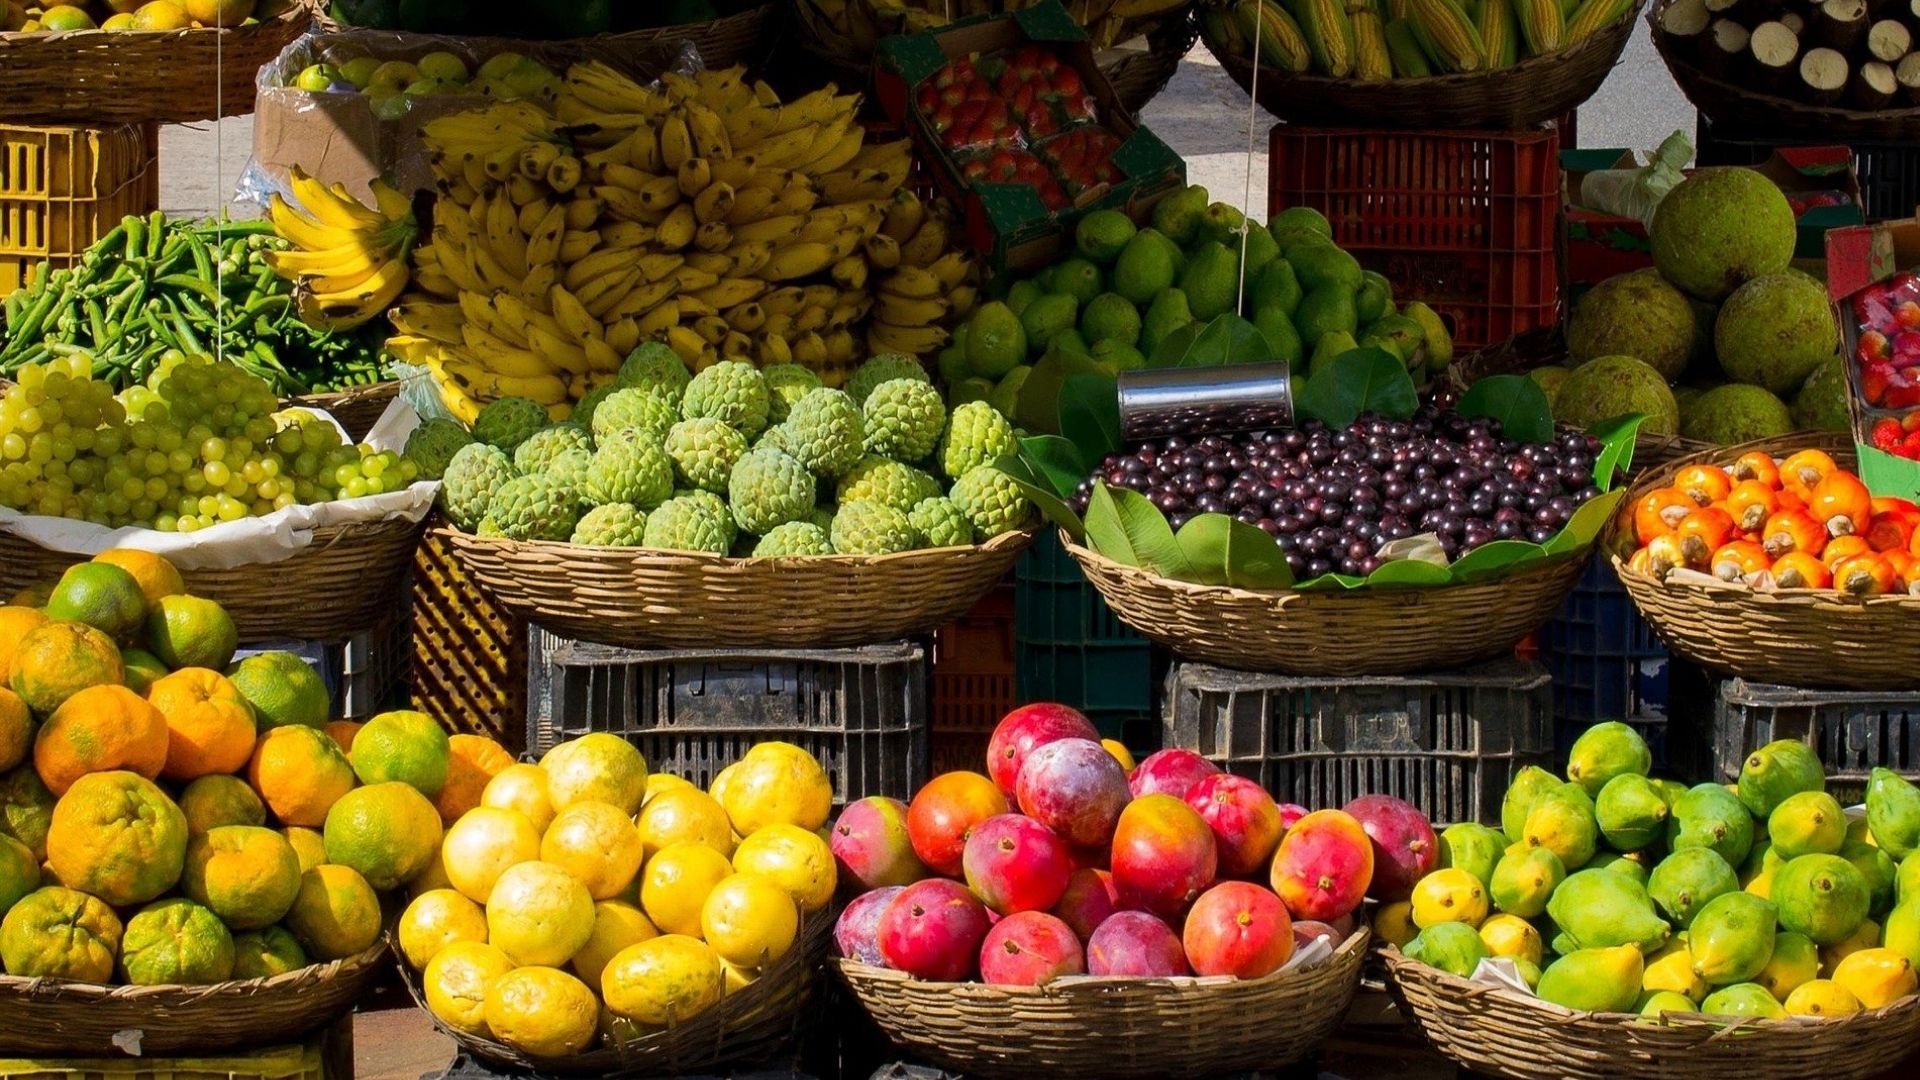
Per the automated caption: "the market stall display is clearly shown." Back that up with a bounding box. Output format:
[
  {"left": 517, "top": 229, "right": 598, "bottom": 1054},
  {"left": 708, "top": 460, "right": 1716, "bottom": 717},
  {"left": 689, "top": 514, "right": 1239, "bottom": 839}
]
[{"left": 1382, "top": 720, "right": 1920, "bottom": 1080}]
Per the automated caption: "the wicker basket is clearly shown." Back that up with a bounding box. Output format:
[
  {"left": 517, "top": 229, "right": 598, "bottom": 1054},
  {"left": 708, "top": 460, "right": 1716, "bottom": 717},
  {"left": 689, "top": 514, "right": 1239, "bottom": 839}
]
[
  {"left": 1447, "top": 327, "right": 1716, "bottom": 474},
  {"left": 0, "top": 4, "right": 309, "bottom": 125},
  {"left": 286, "top": 381, "right": 399, "bottom": 443},
  {"left": 1063, "top": 533, "right": 1587, "bottom": 674},
  {"left": 1202, "top": 0, "right": 1639, "bottom": 129},
  {"left": 1649, "top": 0, "right": 1920, "bottom": 140},
  {"left": 0, "top": 939, "right": 387, "bottom": 1057},
  {"left": 435, "top": 524, "right": 1033, "bottom": 650},
  {"left": 309, "top": 4, "right": 776, "bottom": 69},
  {"left": 834, "top": 928, "right": 1368, "bottom": 1080},
  {"left": 401, "top": 912, "right": 829, "bottom": 1076},
  {"left": 1608, "top": 433, "right": 1920, "bottom": 691},
  {"left": 0, "top": 515, "right": 426, "bottom": 641},
  {"left": 1384, "top": 947, "right": 1920, "bottom": 1080}
]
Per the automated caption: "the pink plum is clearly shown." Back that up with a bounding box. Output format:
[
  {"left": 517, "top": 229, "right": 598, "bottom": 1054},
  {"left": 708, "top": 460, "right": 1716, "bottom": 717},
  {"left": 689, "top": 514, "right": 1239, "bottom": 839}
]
[
  {"left": 1086, "top": 911, "right": 1189, "bottom": 976},
  {"left": 987, "top": 703, "right": 1099, "bottom": 795},
  {"left": 832, "top": 797, "right": 929, "bottom": 891},
  {"left": 877, "top": 878, "right": 994, "bottom": 982},
  {"left": 1128, "top": 749, "right": 1221, "bottom": 800},
  {"left": 835, "top": 886, "right": 905, "bottom": 965},
  {"left": 978, "top": 911, "right": 1085, "bottom": 986},
  {"left": 1016, "top": 737, "right": 1131, "bottom": 849},
  {"left": 1051, "top": 867, "right": 1119, "bottom": 941},
  {"left": 1185, "top": 773, "right": 1284, "bottom": 878},
  {"left": 962, "top": 814, "right": 1072, "bottom": 915}
]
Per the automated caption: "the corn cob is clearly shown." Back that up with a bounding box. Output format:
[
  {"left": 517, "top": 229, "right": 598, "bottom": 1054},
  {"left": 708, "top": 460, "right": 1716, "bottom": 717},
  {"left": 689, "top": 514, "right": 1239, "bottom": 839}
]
[
  {"left": 1201, "top": 3, "right": 1250, "bottom": 54},
  {"left": 1351, "top": 8, "right": 1395, "bottom": 78},
  {"left": 1288, "top": 0, "right": 1358, "bottom": 75},
  {"left": 1385, "top": 17, "right": 1437, "bottom": 73},
  {"left": 1564, "top": 0, "right": 1631, "bottom": 41},
  {"left": 1237, "top": 0, "right": 1314, "bottom": 71},
  {"left": 1408, "top": 0, "right": 1487, "bottom": 70},
  {"left": 1514, "top": 0, "right": 1566, "bottom": 54},
  {"left": 1386, "top": 0, "right": 1411, "bottom": 17},
  {"left": 1478, "top": 0, "right": 1520, "bottom": 66}
]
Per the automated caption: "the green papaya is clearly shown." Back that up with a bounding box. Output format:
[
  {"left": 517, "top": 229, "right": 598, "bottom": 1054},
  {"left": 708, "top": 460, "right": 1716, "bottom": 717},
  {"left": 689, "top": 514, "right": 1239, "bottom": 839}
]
[
  {"left": 1668, "top": 783, "right": 1755, "bottom": 869},
  {"left": 1773, "top": 853, "right": 1870, "bottom": 945},
  {"left": 1567, "top": 721, "right": 1654, "bottom": 797},
  {"left": 1689, "top": 892, "right": 1778, "bottom": 985},
  {"left": 1492, "top": 845, "right": 1565, "bottom": 917},
  {"left": 1293, "top": 284, "right": 1358, "bottom": 344},
  {"left": 1547, "top": 869, "right": 1672, "bottom": 953},
  {"left": 1249, "top": 258, "right": 1304, "bottom": 318},
  {"left": 1354, "top": 271, "right": 1393, "bottom": 323},
  {"left": 1597, "top": 773, "right": 1671, "bottom": 852},
  {"left": 1439, "top": 822, "right": 1507, "bottom": 889},
  {"left": 1647, "top": 848, "right": 1738, "bottom": 929},
  {"left": 1536, "top": 946, "right": 1644, "bottom": 1012},
  {"left": 1306, "top": 330, "right": 1359, "bottom": 379},
  {"left": 1525, "top": 785, "right": 1599, "bottom": 871},
  {"left": 1503, "top": 766, "right": 1565, "bottom": 844},
  {"left": 1737, "top": 740, "right": 1825, "bottom": 819},
  {"left": 1252, "top": 308, "right": 1303, "bottom": 367},
  {"left": 1868, "top": 768, "right": 1920, "bottom": 859},
  {"left": 1700, "top": 982, "right": 1787, "bottom": 1019},
  {"left": 1404, "top": 921, "right": 1490, "bottom": 977},
  {"left": 1286, "top": 242, "right": 1363, "bottom": 293}
]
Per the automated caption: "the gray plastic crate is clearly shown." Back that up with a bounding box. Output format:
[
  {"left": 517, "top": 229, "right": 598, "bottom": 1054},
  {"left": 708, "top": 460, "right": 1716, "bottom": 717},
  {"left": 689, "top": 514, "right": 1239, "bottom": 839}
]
[
  {"left": 1164, "top": 658, "right": 1554, "bottom": 826},
  {"left": 526, "top": 630, "right": 929, "bottom": 804},
  {"left": 1713, "top": 678, "right": 1920, "bottom": 804}
]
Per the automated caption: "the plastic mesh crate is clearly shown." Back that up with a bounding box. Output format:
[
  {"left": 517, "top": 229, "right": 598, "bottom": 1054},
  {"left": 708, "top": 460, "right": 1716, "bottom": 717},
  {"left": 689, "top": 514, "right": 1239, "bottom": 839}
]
[
  {"left": 1694, "top": 114, "right": 1916, "bottom": 224},
  {"left": 1164, "top": 658, "right": 1555, "bottom": 825},
  {"left": 411, "top": 524, "right": 527, "bottom": 750},
  {"left": 1267, "top": 124, "right": 1561, "bottom": 350},
  {"left": 1538, "top": 558, "right": 1674, "bottom": 758},
  {"left": 527, "top": 632, "right": 929, "bottom": 804},
  {"left": 931, "top": 582, "right": 1015, "bottom": 776},
  {"left": 0, "top": 123, "right": 158, "bottom": 298},
  {"left": 1712, "top": 678, "right": 1920, "bottom": 804},
  {"left": 1014, "top": 531, "right": 1156, "bottom": 743}
]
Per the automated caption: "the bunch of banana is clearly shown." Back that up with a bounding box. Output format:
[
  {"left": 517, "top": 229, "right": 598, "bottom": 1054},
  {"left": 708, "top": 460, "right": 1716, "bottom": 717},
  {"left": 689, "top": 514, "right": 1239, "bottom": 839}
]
[
  {"left": 797, "top": 0, "right": 1187, "bottom": 56},
  {"left": 391, "top": 61, "right": 977, "bottom": 421},
  {"left": 267, "top": 166, "right": 418, "bottom": 332},
  {"left": 1199, "top": 0, "right": 1631, "bottom": 78},
  {"left": 864, "top": 188, "right": 979, "bottom": 357}
]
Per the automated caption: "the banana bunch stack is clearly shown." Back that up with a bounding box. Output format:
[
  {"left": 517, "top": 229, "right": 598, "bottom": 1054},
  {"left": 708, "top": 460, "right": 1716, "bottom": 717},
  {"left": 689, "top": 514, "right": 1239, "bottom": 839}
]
[
  {"left": 383, "top": 62, "right": 977, "bottom": 424},
  {"left": 265, "top": 167, "right": 418, "bottom": 332},
  {"left": 1198, "top": 0, "right": 1633, "bottom": 79},
  {"left": 799, "top": 0, "right": 1189, "bottom": 56}
]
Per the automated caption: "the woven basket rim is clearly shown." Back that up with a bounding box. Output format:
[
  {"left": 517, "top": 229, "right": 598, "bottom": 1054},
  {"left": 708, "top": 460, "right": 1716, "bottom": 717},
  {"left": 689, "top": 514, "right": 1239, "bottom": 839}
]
[
  {"left": 1, "top": 510, "right": 419, "bottom": 546},
  {"left": 1383, "top": 945, "right": 1920, "bottom": 1028},
  {"left": 434, "top": 521, "right": 1036, "bottom": 565},
  {"left": 835, "top": 925, "right": 1371, "bottom": 996},
  {"left": 0, "top": 1, "right": 302, "bottom": 42},
  {"left": 286, "top": 379, "right": 401, "bottom": 405},
  {"left": 0, "top": 938, "right": 387, "bottom": 1002}
]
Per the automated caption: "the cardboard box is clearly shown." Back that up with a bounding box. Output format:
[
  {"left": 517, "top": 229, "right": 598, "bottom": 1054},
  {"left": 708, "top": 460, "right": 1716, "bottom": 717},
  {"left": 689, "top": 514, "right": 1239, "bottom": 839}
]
[
  {"left": 1561, "top": 147, "right": 1864, "bottom": 289},
  {"left": 250, "top": 29, "right": 683, "bottom": 205},
  {"left": 1825, "top": 216, "right": 1920, "bottom": 499},
  {"left": 873, "top": 0, "right": 1184, "bottom": 275}
]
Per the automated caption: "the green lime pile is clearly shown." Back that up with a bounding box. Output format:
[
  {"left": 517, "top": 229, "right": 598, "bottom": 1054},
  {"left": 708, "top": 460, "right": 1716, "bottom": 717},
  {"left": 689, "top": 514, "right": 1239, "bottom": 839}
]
[
  {"left": 940, "top": 184, "right": 1454, "bottom": 428},
  {"left": 1384, "top": 721, "right": 1920, "bottom": 1021}
]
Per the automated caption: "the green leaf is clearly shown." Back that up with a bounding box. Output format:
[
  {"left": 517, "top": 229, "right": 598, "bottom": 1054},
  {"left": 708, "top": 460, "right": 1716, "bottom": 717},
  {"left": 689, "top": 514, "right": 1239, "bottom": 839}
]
[
  {"left": 1458, "top": 374, "right": 1555, "bottom": 445},
  {"left": 1084, "top": 482, "right": 1195, "bottom": 579},
  {"left": 1147, "top": 323, "right": 1201, "bottom": 368},
  {"left": 1173, "top": 314, "right": 1276, "bottom": 368},
  {"left": 1296, "top": 572, "right": 1369, "bottom": 590},
  {"left": 994, "top": 453, "right": 1085, "bottom": 544},
  {"left": 1171, "top": 513, "right": 1297, "bottom": 590},
  {"left": 1294, "top": 347, "right": 1419, "bottom": 429},
  {"left": 1446, "top": 539, "right": 1549, "bottom": 582},
  {"left": 1543, "top": 488, "right": 1628, "bottom": 556},
  {"left": 1172, "top": 515, "right": 1232, "bottom": 586},
  {"left": 1016, "top": 434, "right": 1088, "bottom": 499},
  {"left": 1588, "top": 413, "right": 1649, "bottom": 493},
  {"left": 1366, "top": 559, "right": 1454, "bottom": 587},
  {"left": 1057, "top": 372, "right": 1121, "bottom": 464}
]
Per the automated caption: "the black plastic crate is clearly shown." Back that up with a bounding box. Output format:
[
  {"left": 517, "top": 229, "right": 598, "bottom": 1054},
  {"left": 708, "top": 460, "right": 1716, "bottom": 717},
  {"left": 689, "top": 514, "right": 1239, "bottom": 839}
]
[
  {"left": 1014, "top": 530, "right": 1157, "bottom": 742},
  {"left": 526, "top": 630, "right": 928, "bottom": 804},
  {"left": 1694, "top": 113, "right": 1917, "bottom": 224},
  {"left": 1712, "top": 678, "right": 1920, "bottom": 804},
  {"left": 1164, "top": 658, "right": 1554, "bottom": 826}
]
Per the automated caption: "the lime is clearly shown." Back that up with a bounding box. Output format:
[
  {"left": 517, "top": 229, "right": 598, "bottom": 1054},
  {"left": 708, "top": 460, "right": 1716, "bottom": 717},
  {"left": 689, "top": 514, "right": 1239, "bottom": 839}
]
[
  {"left": 1020, "top": 294, "right": 1080, "bottom": 357},
  {"left": 1075, "top": 210, "right": 1137, "bottom": 265},
  {"left": 964, "top": 302, "right": 1027, "bottom": 379}
]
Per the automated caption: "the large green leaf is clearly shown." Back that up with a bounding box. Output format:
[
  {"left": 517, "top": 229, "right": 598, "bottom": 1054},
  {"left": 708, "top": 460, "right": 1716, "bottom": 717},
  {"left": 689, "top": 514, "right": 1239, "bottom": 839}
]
[
  {"left": 1057, "top": 372, "right": 1121, "bottom": 464},
  {"left": 1172, "top": 514, "right": 1232, "bottom": 586},
  {"left": 1084, "top": 482, "right": 1195, "bottom": 579},
  {"left": 1294, "top": 347, "right": 1419, "bottom": 429},
  {"left": 1589, "top": 413, "right": 1649, "bottom": 493},
  {"left": 1147, "top": 323, "right": 1201, "bottom": 368},
  {"left": 1366, "top": 559, "right": 1454, "bottom": 587},
  {"left": 1459, "top": 374, "right": 1554, "bottom": 445},
  {"left": 1017, "top": 434, "right": 1089, "bottom": 499},
  {"left": 1446, "top": 539, "right": 1549, "bottom": 582},
  {"left": 994, "top": 453, "right": 1085, "bottom": 543},
  {"left": 1172, "top": 513, "right": 1296, "bottom": 590},
  {"left": 1173, "top": 314, "right": 1276, "bottom": 368},
  {"left": 1543, "top": 488, "right": 1628, "bottom": 556},
  {"left": 1295, "top": 572, "right": 1369, "bottom": 591}
]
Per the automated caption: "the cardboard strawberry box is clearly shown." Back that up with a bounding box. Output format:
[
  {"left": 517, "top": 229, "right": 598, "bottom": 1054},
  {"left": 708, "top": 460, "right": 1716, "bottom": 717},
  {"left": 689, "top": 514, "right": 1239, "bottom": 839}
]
[
  {"left": 1825, "top": 216, "right": 1920, "bottom": 499},
  {"left": 873, "top": 0, "right": 1183, "bottom": 275}
]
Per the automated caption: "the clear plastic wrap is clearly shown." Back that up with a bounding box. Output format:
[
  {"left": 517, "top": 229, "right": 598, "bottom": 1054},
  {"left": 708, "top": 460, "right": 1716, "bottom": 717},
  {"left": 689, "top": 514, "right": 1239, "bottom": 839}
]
[{"left": 1575, "top": 129, "right": 1693, "bottom": 227}]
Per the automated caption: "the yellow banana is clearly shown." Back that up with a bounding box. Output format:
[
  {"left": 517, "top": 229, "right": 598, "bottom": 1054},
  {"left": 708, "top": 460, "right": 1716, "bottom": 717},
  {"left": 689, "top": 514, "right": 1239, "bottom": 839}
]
[
  {"left": 606, "top": 278, "right": 679, "bottom": 320},
  {"left": 583, "top": 337, "right": 624, "bottom": 373},
  {"left": 691, "top": 277, "right": 767, "bottom": 309},
  {"left": 635, "top": 300, "right": 680, "bottom": 338},
  {"left": 550, "top": 284, "right": 605, "bottom": 345},
  {"left": 565, "top": 197, "right": 604, "bottom": 231},
  {"left": 880, "top": 189, "right": 925, "bottom": 243},
  {"left": 677, "top": 157, "right": 714, "bottom": 198},
  {"left": 659, "top": 114, "right": 694, "bottom": 171},
  {"left": 727, "top": 302, "right": 767, "bottom": 333},
  {"left": 524, "top": 323, "right": 592, "bottom": 376},
  {"left": 459, "top": 325, "right": 555, "bottom": 379},
  {"left": 875, "top": 292, "right": 949, "bottom": 326},
  {"left": 664, "top": 325, "right": 706, "bottom": 365},
  {"left": 289, "top": 169, "right": 384, "bottom": 232},
  {"left": 657, "top": 204, "right": 697, "bottom": 250},
  {"left": 831, "top": 254, "right": 868, "bottom": 291},
  {"left": 607, "top": 317, "right": 641, "bottom": 355},
  {"left": 762, "top": 242, "right": 836, "bottom": 281},
  {"left": 756, "top": 332, "right": 793, "bottom": 366},
  {"left": 899, "top": 217, "right": 948, "bottom": 266},
  {"left": 559, "top": 230, "right": 602, "bottom": 264},
  {"left": 693, "top": 181, "right": 735, "bottom": 224},
  {"left": 694, "top": 222, "right": 732, "bottom": 253},
  {"left": 734, "top": 214, "right": 804, "bottom": 246},
  {"left": 723, "top": 186, "right": 778, "bottom": 226},
  {"left": 927, "top": 251, "right": 971, "bottom": 289},
  {"left": 525, "top": 203, "right": 567, "bottom": 268},
  {"left": 867, "top": 322, "right": 947, "bottom": 355}
]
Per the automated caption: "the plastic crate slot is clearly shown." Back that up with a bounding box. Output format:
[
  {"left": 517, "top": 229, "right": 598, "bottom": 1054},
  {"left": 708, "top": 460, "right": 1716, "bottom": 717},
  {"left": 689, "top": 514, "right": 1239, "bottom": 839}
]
[{"left": 1714, "top": 679, "right": 1920, "bottom": 797}]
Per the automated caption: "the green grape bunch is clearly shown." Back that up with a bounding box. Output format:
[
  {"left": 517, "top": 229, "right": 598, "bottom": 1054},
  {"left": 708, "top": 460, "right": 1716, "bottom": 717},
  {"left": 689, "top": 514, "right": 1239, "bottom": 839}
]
[{"left": 0, "top": 349, "right": 419, "bottom": 532}]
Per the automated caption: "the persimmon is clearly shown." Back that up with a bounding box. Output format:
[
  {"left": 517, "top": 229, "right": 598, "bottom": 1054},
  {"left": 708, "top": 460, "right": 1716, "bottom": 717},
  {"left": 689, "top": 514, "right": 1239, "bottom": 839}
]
[
  {"left": 1724, "top": 479, "right": 1780, "bottom": 533},
  {"left": 1834, "top": 553, "right": 1899, "bottom": 596},
  {"left": 1674, "top": 465, "right": 1734, "bottom": 507},
  {"left": 1677, "top": 506, "right": 1736, "bottom": 565},
  {"left": 1762, "top": 509, "right": 1827, "bottom": 560},
  {"left": 1634, "top": 488, "right": 1696, "bottom": 544},
  {"left": 1710, "top": 540, "right": 1770, "bottom": 582},
  {"left": 1730, "top": 452, "right": 1781, "bottom": 487},
  {"left": 1810, "top": 471, "right": 1873, "bottom": 538},
  {"left": 1771, "top": 552, "right": 1832, "bottom": 590}
]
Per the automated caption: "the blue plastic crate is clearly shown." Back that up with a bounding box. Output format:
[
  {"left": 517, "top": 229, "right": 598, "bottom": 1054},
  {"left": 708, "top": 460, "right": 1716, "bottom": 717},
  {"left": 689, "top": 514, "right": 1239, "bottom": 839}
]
[
  {"left": 1014, "top": 531, "right": 1154, "bottom": 740},
  {"left": 1539, "top": 558, "right": 1674, "bottom": 761}
]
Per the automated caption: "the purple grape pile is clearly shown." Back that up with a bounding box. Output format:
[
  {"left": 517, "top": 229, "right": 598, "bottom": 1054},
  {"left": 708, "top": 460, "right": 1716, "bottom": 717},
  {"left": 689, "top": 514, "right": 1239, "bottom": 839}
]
[{"left": 1071, "top": 403, "right": 1603, "bottom": 580}]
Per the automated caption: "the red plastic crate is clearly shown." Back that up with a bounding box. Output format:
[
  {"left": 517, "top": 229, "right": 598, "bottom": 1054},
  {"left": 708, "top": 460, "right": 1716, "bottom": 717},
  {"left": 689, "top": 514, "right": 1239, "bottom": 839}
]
[
  {"left": 1268, "top": 125, "right": 1561, "bottom": 350},
  {"left": 930, "top": 582, "right": 1015, "bottom": 774}
]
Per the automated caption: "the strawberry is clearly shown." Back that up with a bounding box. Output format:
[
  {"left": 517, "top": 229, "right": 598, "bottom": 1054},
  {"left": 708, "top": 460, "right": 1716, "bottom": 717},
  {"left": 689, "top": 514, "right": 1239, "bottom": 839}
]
[
  {"left": 1863, "top": 362, "right": 1894, "bottom": 406},
  {"left": 1902, "top": 429, "right": 1920, "bottom": 457},
  {"left": 1860, "top": 329, "right": 1892, "bottom": 363},
  {"left": 1897, "top": 302, "right": 1920, "bottom": 331},
  {"left": 1875, "top": 418, "right": 1905, "bottom": 451}
]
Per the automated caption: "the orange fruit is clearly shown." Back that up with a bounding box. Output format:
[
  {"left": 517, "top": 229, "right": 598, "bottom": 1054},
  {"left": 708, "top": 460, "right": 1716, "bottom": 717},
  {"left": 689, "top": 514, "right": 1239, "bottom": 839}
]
[
  {"left": 44, "top": 562, "right": 147, "bottom": 642},
  {"left": 637, "top": 786, "right": 733, "bottom": 859},
  {"left": 37, "top": 4, "right": 97, "bottom": 30},
  {"left": 281, "top": 826, "right": 327, "bottom": 872},
  {"left": 482, "top": 764, "right": 555, "bottom": 833},
  {"left": 714, "top": 742, "right": 831, "bottom": 834},
  {"left": 0, "top": 689, "right": 27, "bottom": 773},
  {"left": 226, "top": 652, "right": 329, "bottom": 730},
  {"left": 423, "top": 941, "right": 514, "bottom": 1036},
  {"left": 0, "top": 607, "right": 48, "bottom": 684},
  {"left": 0, "top": 766, "right": 53, "bottom": 861},
  {"left": 0, "top": 886, "right": 121, "bottom": 980},
  {"left": 483, "top": 966, "right": 600, "bottom": 1059},
  {"left": 45, "top": 770, "right": 188, "bottom": 906},
  {"left": 442, "top": 806, "right": 540, "bottom": 903},
  {"left": 398, "top": 888, "right": 489, "bottom": 970},
  {"left": 248, "top": 726, "right": 356, "bottom": 827},
  {"left": 8, "top": 582, "right": 55, "bottom": 608},
  {"left": 179, "top": 774, "right": 266, "bottom": 835},
  {"left": 700, "top": 873, "right": 798, "bottom": 968},
  {"left": 322, "top": 781, "right": 443, "bottom": 890},
  {"left": 349, "top": 710, "right": 450, "bottom": 796},
  {"left": 34, "top": 684, "right": 169, "bottom": 795},
  {"left": 284, "top": 864, "right": 382, "bottom": 961},
  {"left": 120, "top": 648, "right": 169, "bottom": 695},
  {"left": 0, "top": 834, "right": 40, "bottom": 917},
  {"left": 182, "top": 0, "right": 252, "bottom": 25},
  {"left": 130, "top": 0, "right": 189, "bottom": 28},
  {"left": 9, "top": 621, "right": 123, "bottom": 716},
  {"left": 571, "top": 900, "right": 656, "bottom": 987},
  {"left": 639, "top": 842, "right": 732, "bottom": 937},
  {"left": 434, "top": 734, "right": 514, "bottom": 825},
  {"left": 182, "top": 825, "right": 301, "bottom": 930},
  {"left": 600, "top": 935, "right": 724, "bottom": 1027},
  {"left": 148, "top": 667, "right": 257, "bottom": 781},
  {"left": 118, "top": 897, "right": 235, "bottom": 985},
  {"left": 90, "top": 549, "right": 183, "bottom": 605},
  {"left": 540, "top": 733, "right": 648, "bottom": 815},
  {"left": 486, "top": 861, "right": 594, "bottom": 967},
  {"left": 147, "top": 595, "right": 238, "bottom": 671},
  {"left": 730, "top": 823, "right": 834, "bottom": 913},
  {"left": 541, "top": 800, "right": 644, "bottom": 900},
  {"left": 232, "top": 925, "right": 307, "bottom": 979},
  {"left": 325, "top": 721, "right": 362, "bottom": 757}
]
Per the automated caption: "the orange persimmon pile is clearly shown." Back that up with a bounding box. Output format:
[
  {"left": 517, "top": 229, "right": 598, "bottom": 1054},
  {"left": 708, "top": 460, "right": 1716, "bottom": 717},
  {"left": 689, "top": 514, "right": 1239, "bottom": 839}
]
[{"left": 1623, "top": 449, "right": 1920, "bottom": 596}]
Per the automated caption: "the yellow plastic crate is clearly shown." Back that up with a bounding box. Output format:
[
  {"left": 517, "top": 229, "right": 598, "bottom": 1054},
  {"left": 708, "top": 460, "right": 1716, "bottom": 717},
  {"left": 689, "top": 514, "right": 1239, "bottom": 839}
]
[{"left": 0, "top": 122, "right": 159, "bottom": 299}]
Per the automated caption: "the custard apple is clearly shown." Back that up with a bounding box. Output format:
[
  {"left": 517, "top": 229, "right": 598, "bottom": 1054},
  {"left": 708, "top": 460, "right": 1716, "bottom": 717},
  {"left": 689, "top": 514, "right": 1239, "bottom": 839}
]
[
  {"left": 940, "top": 400, "right": 1018, "bottom": 479},
  {"left": 543, "top": 448, "right": 595, "bottom": 504},
  {"left": 755, "top": 425, "right": 789, "bottom": 453},
  {"left": 847, "top": 353, "right": 930, "bottom": 406},
  {"left": 592, "top": 387, "right": 678, "bottom": 445},
  {"left": 665, "top": 419, "right": 748, "bottom": 494},
  {"left": 403, "top": 418, "right": 473, "bottom": 480},
  {"left": 488, "top": 475, "right": 581, "bottom": 541},
  {"left": 763, "top": 364, "right": 824, "bottom": 424},
  {"left": 617, "top": 342, "right": 692, "bottom": 398},
  {"left": 909, "top": 496, "right": 973, "bottom": 549},
  {"left": 674, "top": 488, "right": 737, "bottom": 547},
  {"left": 513, "top": 424, "right": 590, "bottom": 475},
  {"left": 831, "top": 500, "right": 920, "bottom": 555},
  {"left": 728, "top": 447, "right": 815, "bottom": 535},
  {"left": 586, "top": 427, "right": 674, "bottom": 509},
  {"left": 572, "top": 385, "right": 618, "bottom": 430},
  {"left": 643, "top": 495, "right": 731, "bottom": 555},
  {"left": 753, "top": 521, "right": 834, "bottom": 557},
  {"left": 572, "top": 504, "right": 648, "bottom": 546},
  {"left": 808, "top": 506, "right": 834, "bottom": 531},
  {"left": 836, "top": 455, "right": 940, "bottom": 512},
  {"left": 682, "top": 360, "right": 770, "bottom": 437},
  {"left": 440, "top": 443, "right": 515, "bottom": 530},
  {"left": 783, "top": 388, "right": 864, "bottom": 478},
  {"left": 863, "top": 379, "right": 946, "bottom": 463},
  {"left": 472, "top": 396, "right": 548, "bottom": 451},
  {"left": 950, "top": 465, "right": 1033, "bottom": 540},
  {"left": 475, "top": 518, "right": 505, "bottom": 538}
]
